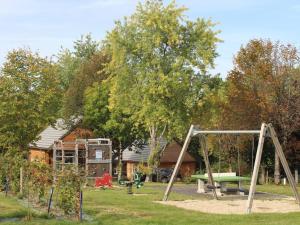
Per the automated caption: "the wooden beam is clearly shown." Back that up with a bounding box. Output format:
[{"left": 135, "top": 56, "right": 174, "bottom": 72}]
[
  {"left": 246, "top": 123, "right": 268, "bottom": 213},
  {"left": 75, "top": 142, "right": 79, "bottom": 172},
  {"left": 163, "top": 125, "right": 194, "bottom": 201},
  {"left": 193, "top": 130, "right": 261, "bottom": 135},
  {"left": 109, "top": 139, "right": 112, "bottom": 176},
  {"left": 85, "top": 140, "right": 88, "bottom": 178},
  {"left": 53, "top": 142, "right": 57, "bottom": 171},
  {"left": 61, "top": 141, "right": 65, "bottom": 171},
  {"left": 268, "top": 124, "right": 300, "bottom": 205},
  {"left": 200, "top": 135, "right": 218, "bottom": 199},
  {"left": 20, "top": 167, "right": 23, "bottom": 195}
]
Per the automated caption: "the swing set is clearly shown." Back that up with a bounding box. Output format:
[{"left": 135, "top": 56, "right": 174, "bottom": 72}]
[{"left": 163, "top": 123, "right": 300, "bottom": 214}]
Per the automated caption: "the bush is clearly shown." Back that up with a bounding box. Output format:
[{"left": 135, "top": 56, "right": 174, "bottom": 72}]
[
  {"left": 0, "top": 148, "right": 25, "bottom": 193},
  {"left": 56, "top": 166, "right": 85, "bottom": 215},
  {"left": 26, "top": 160, "right": 52, "bottom": 202}
]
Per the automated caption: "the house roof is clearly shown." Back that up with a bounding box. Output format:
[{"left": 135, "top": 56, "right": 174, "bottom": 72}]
[
  {"left": 160, "top": 141, "right": 196, "bottom": 163},
  {"left": 122, "top": 140, "right": 196, "bottom": 163},
  {"left": 122, "top": 139, "right": 168, "bottom": 162},
  {"left": 29, "top": 119, "right": 75, "bottom": 150}
]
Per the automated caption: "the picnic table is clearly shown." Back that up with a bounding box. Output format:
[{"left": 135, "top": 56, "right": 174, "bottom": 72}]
[{"left": 191, "top": 173, "right": 251, "bottom": 196}]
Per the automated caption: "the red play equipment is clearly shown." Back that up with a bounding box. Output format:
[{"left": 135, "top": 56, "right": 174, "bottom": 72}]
[{"left": 95, "top": 172, "right": 112, "bottom": 189}]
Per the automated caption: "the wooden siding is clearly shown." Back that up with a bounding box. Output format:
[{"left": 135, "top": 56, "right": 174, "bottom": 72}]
[
  {"left": 29, "top": 149, "right": 50, "bottom": 164},
  {"left": 62, "top": 127, "right": 93, "bottom": 142},
  {"left": 160, "top": 141, "right": 196, "bottom": 163}
]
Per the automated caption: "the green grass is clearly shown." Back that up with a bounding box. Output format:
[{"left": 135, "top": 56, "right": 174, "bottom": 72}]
[
  {"left": 0, "top": 193, "right": 27, "bottom": 219},
  {"left": 255, "top": 183, "right": 298, "bottom": 196},
  {"left": 1, "top": 183, "right": 300, "bottom": 225}
]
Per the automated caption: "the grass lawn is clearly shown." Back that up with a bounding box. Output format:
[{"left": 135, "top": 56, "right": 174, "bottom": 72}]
[
  {"left": 0, "top": 193, "right": 27, "bottom": 219},
  {"left": 1, "top": 183, "right": 300, "bottom": 225}
]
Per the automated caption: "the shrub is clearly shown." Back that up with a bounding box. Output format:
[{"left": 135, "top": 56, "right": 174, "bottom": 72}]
[
  {"left": 0, "top": 148, "right": 25, "bottom": 193},
  {"left": 26, "top": 160, "right": 52, "bottom": 202},
  {"left": 55, "top": 166, "right": 85, "bottom": 215}
]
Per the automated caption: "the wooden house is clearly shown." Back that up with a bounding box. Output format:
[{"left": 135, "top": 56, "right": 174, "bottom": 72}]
[
  {"left": 29, "top": 119, "right": 112, "bottom": 178},
  {"left": 122, "top": 140, "right": 197, "bottom": 180}
]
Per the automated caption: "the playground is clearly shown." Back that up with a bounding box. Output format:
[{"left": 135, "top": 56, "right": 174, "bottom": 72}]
[{"left": 1, "top": 0, "right": 300, "bottom": 224}]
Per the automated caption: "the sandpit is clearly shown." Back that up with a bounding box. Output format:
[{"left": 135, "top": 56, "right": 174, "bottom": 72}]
[{"left": 156, "top": 199, "right": 300, "bottom": 214}]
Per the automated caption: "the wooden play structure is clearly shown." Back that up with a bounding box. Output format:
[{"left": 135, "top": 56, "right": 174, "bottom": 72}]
[
  {"left": 163, "top": 123, "right": 300, "bottom": 213},
  {"left": 53, "top": 138, "right": 112, "bottom": 181}
]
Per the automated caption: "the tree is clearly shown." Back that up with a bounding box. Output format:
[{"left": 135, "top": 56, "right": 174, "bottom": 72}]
[
  {"left": 105, "top": 0, "right": 220, "bottom": 172},
  {"left": 56, "top": 33, "right": 100, "bottom": 91},
  {"left": 63, "top": 51, "right": 110, "bottom": 118},
  {"left": 0, "top": 48, "right": 61, "bottom": 153},
  {"left": 225, "top": 39, "right": 300, "bottom": 183},
  {"left": 83, "top": 82, "right": 145, "bottom": 176},
  {"left": 56, "top": 34, "right": 104, "bottom": 119}
]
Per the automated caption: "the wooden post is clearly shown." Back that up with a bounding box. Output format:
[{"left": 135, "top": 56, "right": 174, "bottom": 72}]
[
  {"left": 79, "top": 190, "right": 83, "bottom": 221},
  {"left": 20, "top": 167, "right": 23, "bottom": 195},
  {"left": 246, "top": 123, "right": 267, "bottom": 214},
  {"left": 163, "top": 125, "right": 194, "bottom": 201},
  {"left": 5, "top": 177, "right": 8, "bottom": 197},
  {"left": 295, "top": 169, "right": 298, "bottom": 184},
  {"left": 268, "top": 124, "right": 300, "bottom": 205},
  {"left": 47, "top": 187, "right": 54, "bottom": 215},
  {"left": 61, "top": 141, "right": 65, "bottom": 171},
  {"left": 109, "top": 140, "right": 112, "bottom": 176},
  {"left": 200, "top": 135, "right": 218, "bottom": 200},
  {"left": 75, "top": 143, "right": 79, "bottom": 172},
  {"left": 53, "top": 142, "right": 57, "bottom": 171},
  {"left": 85, "top": 140, "right": 89, "bottom": 183}
]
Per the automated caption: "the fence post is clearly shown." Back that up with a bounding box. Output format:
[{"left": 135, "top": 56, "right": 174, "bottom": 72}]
[
  {"left": 79, "top": 190, "right": 83, "bottom": 222},
  {"left": 20, "top": 167, "right": 23, "bottom": 195},
  {"left": 5, "top": 177, "right": 9, "bottom": 197},
  {"left": 47, "top": 187, "right": 54, "bottom": 215}
]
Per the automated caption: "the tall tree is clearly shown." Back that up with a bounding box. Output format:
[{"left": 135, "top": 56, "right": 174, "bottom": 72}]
[
  {"left": 56, "top": 33, "right": 100, "bottom": 91},
  {"left": 63, "top": 51, "right": 110, "bottom": 118},
  {"left": 225, "top": 39, "right": 300, "bottom": 183},
  {"left": 105, "top": 0, "right": 220, "bottom": 172},
  {"left": 83, "top": 82, "right": 144, "bottom": 171},
  {"left": 0, "top": 48, "right": 62, "bottom": 153}
]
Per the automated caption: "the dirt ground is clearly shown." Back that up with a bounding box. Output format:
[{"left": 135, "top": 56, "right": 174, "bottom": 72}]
[{"left": 157, "top": 199, "right": 300, "bottom": 214}]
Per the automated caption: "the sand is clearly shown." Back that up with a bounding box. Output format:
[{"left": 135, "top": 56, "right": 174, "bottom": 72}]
[{"left": 156, "top": 199, "right": 300, "bottom": 214}]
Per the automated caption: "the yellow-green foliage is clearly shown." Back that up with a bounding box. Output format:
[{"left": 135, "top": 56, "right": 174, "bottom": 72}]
[{"left": 55, "top": 167, "right": 84, "bottom": 215}]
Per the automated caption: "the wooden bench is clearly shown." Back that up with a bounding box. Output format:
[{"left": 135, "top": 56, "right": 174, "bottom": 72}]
[{"left": 191, "top": 172, "right": 251, "bottom": 196}]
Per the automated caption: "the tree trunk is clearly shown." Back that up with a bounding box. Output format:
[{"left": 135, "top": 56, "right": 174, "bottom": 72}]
[
  {"left": 117, "top": 141, "right": 122, "bottom": 182},
  {"left": 259, "top": 165, "right": 266, "bottom": 184},
  {"left": 274, "top": 152, "right": 280, "bottom": 184},
  {"left": 228, "top": 164, "right": 232, "bottom": 173},
  {"left": 148, "top": 125, "right": 157, "bottom": 182}
]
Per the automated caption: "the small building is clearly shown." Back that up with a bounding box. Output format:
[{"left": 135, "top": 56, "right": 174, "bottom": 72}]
[
  {"left": 29, "top": 119, "right": 112, "bottom": 178},
  {"left": 29, "top": 119, "right": 92, "bottom": 164},
  {"left": 122, "top": 140, "right": 197, "bottom": 180}
]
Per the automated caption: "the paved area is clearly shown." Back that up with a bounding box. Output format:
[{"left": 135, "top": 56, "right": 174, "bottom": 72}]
[{"left": 151, "top": 183, "right": 291, "bottom": 200}]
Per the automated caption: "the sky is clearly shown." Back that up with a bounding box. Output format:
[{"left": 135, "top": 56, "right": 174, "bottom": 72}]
[{"left": 1, "top": 0, "right": 300, "bottom": 78}]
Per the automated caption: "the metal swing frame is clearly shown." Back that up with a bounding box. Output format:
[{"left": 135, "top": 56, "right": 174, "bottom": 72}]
[{"left": 162, "top": 123, "right": 300, "bottom": 213}]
